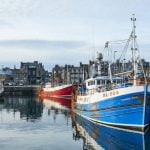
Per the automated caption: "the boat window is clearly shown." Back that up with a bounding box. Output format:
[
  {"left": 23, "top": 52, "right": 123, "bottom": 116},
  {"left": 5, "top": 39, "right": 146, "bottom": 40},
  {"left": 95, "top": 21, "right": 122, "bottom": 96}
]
[
  {"left": 88, "top": 80, "right": 96, "bottom": 86},
  {"left": 116, "top": 79, "right": 122, "bottom": 84},
  {"left": 102, "top": 80, "right": 105, "bottom": 85},
  {"left": 106, "top": 80, "right": 110, "bottom": 84},
  {"left": 93, "top": 80, "right": 95, "bottom": 85},
  {"left": 117, "top": 79, "right": 121, "bottom": 84},
  {"left": 97, "top": 80, "right": 101, "bottom": 85},
  {"left": 120, "top": 80, "right": 122, "bottom": 83},
  {"left": 88, "top": 81, "right": 91, "bottom": 86}
]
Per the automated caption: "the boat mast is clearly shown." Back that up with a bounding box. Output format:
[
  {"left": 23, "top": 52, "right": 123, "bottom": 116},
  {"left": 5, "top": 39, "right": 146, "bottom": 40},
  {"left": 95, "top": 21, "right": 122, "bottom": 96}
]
[
  {"left": 66, "top": 65, "right": 69, "bottom": 84},
  {"left": 105, "top": 42, "right": 113, "bottom": 84},
  {"left": 131, "top": 14, "right": 137, "bottom": 86}
]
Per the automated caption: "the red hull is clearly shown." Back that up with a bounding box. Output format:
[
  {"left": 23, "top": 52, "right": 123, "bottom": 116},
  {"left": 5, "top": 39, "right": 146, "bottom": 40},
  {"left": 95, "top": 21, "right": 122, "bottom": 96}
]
[{"left": 40, "top": 84, "right": 73, "bottom": 99}]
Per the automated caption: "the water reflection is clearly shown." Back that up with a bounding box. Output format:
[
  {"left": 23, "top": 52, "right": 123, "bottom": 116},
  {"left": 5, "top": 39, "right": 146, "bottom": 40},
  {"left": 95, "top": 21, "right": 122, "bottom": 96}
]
[
  {"left": 42, "top": 97, "right": 71, "bottom": 124},
  {"left": 72, "top": 114, "right": 150, "bottom": 150},
  {"left": 0, "top": 96, "right": 150, "bottom": 150},
  {"left": 0, "top": 96, "right": 43, "bottom": 121},
  {"left": 0, "top": 97, "right": 82, "bottom": 150},
  {"left": 41, "top": 97, "right": 72, "bottom": 109}
]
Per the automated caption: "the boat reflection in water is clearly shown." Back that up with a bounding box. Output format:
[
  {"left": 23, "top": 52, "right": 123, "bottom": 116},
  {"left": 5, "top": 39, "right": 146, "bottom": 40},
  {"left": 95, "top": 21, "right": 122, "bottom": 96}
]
[
  {"left": 72, "top": 114, "right": 150, "bottom": 150},
  {"left": 41, "top": 97, "right": 72, "bottom": 110},
  {"left": 40, "top": 97, "right": 72, "bottom": 123}
]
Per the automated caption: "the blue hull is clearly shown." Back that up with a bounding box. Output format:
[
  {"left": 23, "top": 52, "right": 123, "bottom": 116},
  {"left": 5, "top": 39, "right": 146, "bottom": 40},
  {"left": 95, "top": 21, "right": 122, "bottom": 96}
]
[{"left": 75, "top": 85, "right": 150, "bottom": 131}]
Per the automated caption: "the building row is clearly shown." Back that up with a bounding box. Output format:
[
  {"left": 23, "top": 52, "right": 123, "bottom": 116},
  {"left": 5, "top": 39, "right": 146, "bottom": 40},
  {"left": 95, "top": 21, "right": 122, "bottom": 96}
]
[
  {"left": 0, "top": 55, "right": 150, "bottom": 86},
  {"left": 0, "top": 61, "right": 50, "bottom": 85},
  {"left": 51, "top": 54, "right": 150, "bottom": 85}
]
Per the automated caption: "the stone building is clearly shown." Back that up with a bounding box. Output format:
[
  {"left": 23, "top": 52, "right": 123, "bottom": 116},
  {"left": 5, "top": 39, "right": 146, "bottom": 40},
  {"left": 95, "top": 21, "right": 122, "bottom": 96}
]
[
  {"left": 51, "top": 64, "right": 84, "bottom": 85},
  {"left": 11, "top": 61, "right": 46, "bottom": 85},
  {"left": 50, "top": 53, "right": 150, "bottom": 86},
  {"left": 68, "top": 65, "right": 83, "bottom": 84},
  {"left": 51, "top": 53, "right": 109, "bottom": 85},
  {"left": 20, "top": 61, "right": 46, "bottom": 85},
  {"left": 13, "top": 67, "right": 28, "bottom": 85},
  {"left": 113, "top": 59, "right": 150, "bottom": 76},
  {"left": 141, "top": 59, "right": 150, "bottom": 77},
  {"left": 0, "top": 67, "right": 13, "bottom": 85}
]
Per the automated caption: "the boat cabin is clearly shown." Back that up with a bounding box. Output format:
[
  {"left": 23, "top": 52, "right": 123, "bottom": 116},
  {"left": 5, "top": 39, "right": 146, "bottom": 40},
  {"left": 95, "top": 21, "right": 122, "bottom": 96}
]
[
  {"left": 86, "top": 76, "right": 123, "bottom": 89},
  {"left": 80, "top": 76, "right": 130, "bottom": 95}
]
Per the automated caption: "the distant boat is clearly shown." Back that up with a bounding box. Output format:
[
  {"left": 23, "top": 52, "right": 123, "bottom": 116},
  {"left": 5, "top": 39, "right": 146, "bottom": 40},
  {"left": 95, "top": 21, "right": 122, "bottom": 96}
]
[
  {"left": 74, "top": 15, "right": 150, "bottom": 131},
  {"left": 40, "top": 83, "right": 74, "bottom": 99}
]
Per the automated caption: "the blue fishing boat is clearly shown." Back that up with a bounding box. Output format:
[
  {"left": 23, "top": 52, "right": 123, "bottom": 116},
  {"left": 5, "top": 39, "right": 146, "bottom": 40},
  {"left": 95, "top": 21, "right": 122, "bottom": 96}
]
[{"left": 74, "top": 15, "right": 150, "bottom": 131}]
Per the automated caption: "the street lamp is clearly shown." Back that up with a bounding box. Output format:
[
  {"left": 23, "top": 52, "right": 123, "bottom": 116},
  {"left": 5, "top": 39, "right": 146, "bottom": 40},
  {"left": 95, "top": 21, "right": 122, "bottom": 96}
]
[
  {"left": 114, "top": 51, "right": 117, "bottom": 74},
  {"left": 114, "top": 51, "right": 117, "bottom": 61},
  {"left": 123, "top": 58, "right": 126, "bottom": 83}
]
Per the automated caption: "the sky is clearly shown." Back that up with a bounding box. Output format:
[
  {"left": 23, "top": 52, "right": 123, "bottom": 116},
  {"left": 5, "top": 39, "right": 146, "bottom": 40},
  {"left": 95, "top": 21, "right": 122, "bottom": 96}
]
[{"left": 0, "top": 0, "right": 150, "bottom": 70}]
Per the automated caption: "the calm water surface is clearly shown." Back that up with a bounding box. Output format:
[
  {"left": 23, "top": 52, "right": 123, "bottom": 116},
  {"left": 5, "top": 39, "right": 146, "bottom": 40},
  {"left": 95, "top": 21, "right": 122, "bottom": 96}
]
[{"left": 0, "top": 96, "right": 150, "bottom": 150}]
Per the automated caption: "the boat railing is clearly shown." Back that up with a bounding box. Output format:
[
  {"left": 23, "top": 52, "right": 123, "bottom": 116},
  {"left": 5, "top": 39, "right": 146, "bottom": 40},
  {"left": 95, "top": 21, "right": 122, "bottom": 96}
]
[
  {"left": 128, "top": 78, "right": 147, "bottom": 86},
  {"left": 77, "top": 81, "right": 135, "bottom": 96}
]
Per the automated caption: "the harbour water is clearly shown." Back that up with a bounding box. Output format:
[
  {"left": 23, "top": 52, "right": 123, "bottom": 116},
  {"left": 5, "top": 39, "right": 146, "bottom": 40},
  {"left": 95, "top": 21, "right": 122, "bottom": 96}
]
[{"left": 0, "top": 96, "right": 150, "bottom": 150}]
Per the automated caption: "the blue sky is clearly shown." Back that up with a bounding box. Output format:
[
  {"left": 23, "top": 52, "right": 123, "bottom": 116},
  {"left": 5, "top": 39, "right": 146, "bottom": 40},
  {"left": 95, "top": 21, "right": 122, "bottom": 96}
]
[{"left": 0, "top": 0, "right": 150, "bottom": 70}]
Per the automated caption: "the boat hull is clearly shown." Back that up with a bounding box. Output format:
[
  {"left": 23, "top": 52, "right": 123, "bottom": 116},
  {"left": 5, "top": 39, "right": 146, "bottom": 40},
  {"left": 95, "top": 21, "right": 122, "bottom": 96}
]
[
  {"left": 40, "top": 84, "right": 73, "bottom": 99},
  {"left": 75, "top": 85, "right": 150, "bottom": 131}
]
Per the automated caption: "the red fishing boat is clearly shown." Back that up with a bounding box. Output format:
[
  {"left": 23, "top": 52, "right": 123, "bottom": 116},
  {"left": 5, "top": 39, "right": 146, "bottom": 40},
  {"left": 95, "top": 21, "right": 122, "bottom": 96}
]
[{"left": 40, "top": 83, "right": 74, "bottom": 99}]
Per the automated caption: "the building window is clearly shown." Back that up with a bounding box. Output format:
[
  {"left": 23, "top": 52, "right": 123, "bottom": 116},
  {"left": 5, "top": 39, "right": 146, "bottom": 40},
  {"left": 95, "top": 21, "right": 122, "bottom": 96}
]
[{"left": 33, "top": 71, "right": 35, "bottom": 75}]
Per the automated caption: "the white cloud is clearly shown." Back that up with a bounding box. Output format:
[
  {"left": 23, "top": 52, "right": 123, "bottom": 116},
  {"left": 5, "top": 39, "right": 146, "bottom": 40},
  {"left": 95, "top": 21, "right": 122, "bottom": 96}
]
[
  {"left": 0, "top": 0, "right": 150, "bottom": 70},
  {"left": 0, "top": 39, "right": 91, "bottom": 69}
]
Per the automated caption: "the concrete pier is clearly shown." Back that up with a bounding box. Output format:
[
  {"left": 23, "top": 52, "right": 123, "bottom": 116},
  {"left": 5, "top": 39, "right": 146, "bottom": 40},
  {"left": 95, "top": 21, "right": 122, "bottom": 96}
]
[{"left": 4, "top": 85, "right": 42, "bottom": 96}]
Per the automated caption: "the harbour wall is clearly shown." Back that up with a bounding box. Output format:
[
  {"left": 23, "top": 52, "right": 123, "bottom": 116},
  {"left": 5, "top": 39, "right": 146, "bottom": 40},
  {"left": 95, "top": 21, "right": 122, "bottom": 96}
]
[{"left": 4, "top": 85, "right": 42, "bottom": 96}]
